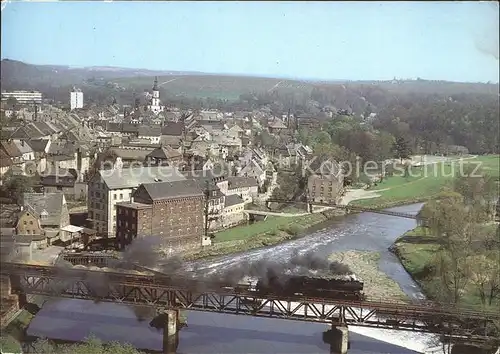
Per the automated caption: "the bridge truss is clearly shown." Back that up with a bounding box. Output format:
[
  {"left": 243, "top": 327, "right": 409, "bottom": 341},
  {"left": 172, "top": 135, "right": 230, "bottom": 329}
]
[{"left": 6, "top": 269, "right": 499, "bottom": 345}]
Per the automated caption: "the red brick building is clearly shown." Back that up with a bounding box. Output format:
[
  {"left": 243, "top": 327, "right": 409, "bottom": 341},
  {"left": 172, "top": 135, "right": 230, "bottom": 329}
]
[{"left": 115, "top": 179, "right": 205, "bottom": 250}]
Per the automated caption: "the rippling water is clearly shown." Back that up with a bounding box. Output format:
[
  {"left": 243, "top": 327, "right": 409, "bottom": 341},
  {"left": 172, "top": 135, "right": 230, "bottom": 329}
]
[{"left": 27, "top": 203, "right": 438, "bottom": 354}]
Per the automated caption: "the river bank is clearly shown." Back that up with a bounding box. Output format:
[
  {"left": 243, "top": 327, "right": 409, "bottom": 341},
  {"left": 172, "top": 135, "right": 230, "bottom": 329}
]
[
  {"left": 329, "top": 251, "right": 408, "bottom": 302},
  {"left": 390, "top": 223, "right": 499, "bottom": 309}
]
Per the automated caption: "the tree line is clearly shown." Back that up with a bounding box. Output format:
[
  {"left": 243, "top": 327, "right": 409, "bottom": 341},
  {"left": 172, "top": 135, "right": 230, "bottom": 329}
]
[{"left": 417, "top": 165, "right": 499, "bottom": 308}]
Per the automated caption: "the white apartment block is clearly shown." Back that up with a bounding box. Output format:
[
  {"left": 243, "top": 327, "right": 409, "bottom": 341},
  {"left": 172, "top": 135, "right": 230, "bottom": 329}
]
[
  {"left": 87, "top": 166, "right": 186, "bottom": 237},
  {"left": 70, "top": 90, "right": 84, "bottom": 110},
  {"left": 1, "top": 91, "right": 42, "bottom": 105}
]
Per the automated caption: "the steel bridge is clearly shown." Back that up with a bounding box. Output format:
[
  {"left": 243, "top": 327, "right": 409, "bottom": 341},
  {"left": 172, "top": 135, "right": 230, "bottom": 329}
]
[
  {"left": 265, "top": 199, "right": 418, "bottom": 219},
  {"left": 1, "top": 262, "right": 499, "bottom": 345}
]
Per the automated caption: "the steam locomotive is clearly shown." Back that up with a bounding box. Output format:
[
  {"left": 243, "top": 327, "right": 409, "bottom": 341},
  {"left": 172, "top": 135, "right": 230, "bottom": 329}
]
[{"left": 253, "top": 274, "right": 365, "bottom": 301}]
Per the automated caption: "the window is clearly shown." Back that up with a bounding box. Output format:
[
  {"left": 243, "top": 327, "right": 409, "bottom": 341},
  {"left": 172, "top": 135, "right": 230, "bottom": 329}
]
[
  {"left": 29, "top": 220, "right": 33, "bottom": 225},
  {"left": 24, "top": 221, "right": 27, "bottom": 225},
  {"left": 120, "top": 193, "right": 123, "bottom": 200},
  {"left": 114, "top": 194, "right": 117, "bottom": 200}
]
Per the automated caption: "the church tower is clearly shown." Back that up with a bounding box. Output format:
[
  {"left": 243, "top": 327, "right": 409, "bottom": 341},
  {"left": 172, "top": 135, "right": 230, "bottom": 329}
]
[
  {"left": 151, "top": 76, "right": 160, "bottom": 108},
  {"left": 148, "top": 76, "right": 164, "bottom": 114}
]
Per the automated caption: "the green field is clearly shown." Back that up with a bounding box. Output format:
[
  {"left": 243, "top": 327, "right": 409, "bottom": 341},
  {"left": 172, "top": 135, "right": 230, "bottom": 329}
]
[
  {"left": 354, "top": 155, "right": 499, "bottom": 207},
  {"left": 473, "top": 154, "right": 500, "bottom": 178},
  {"left": 214, "top": 212, "right": 323, "bottom": 243},
  {"left": 113, "top": 75, "right": 314, "bottom": 100}
]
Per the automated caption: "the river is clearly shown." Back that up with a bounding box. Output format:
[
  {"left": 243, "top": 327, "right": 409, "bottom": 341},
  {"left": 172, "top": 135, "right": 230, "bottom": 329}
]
[{"left": 25, "top": 203, "right": 439, "bottom": 354}]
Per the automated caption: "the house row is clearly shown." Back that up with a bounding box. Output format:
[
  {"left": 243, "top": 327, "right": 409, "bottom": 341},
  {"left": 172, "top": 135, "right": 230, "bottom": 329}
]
[{"left": 0, "top": 192, "right": 87, "bottom": 257}]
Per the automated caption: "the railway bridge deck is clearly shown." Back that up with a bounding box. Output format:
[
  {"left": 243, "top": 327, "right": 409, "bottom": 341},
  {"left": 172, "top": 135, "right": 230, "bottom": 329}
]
[{"left": 1, "top": 261, "right": 499, "bottom": 348}]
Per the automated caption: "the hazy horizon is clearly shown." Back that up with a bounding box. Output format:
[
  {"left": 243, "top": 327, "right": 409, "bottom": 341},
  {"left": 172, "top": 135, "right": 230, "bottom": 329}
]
[
  {"left": 3, "top": 58, "right": 499, "bottom": 85},
  {"left": 1, "top": 1, "right": 499, "bottom": 83}
]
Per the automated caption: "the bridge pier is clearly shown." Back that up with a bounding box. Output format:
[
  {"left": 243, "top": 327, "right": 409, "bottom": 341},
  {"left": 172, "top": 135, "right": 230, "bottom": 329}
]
[
  {"left": 323, "top": 325, "right": 349, "bottom": 354},
  {"left": 162, "top": 309, "right": 179, "bottom": 354},
  {"left": 1, "top": 275, "right": 27, "bottom": 308}
]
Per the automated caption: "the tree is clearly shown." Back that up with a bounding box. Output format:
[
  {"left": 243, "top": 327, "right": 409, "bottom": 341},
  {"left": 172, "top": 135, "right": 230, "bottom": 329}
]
[
  {"left": 29, "top": 336, "right": 145, "bottom": 354},
  {"left": 392, "top": 136, "right": 412, "bottom": 163},
  {"left": 0, "top": 336, "right": 21, "bottom": 353},
  {"left": 0, "top": 173, "right": 35, "bottom": 204},
  {"left": 454, "top": 164, "right": 498, "bottom": 221},
  {"left": 469, "top": 252, "right": 500, "bottom": 306},
  {"left": 254, "top": 130, "right": 275, "bottom": 148},
  {"left": 311, "top": 131, "right": 332, "bottom": 146},
  {"left": 419, "top": 198, "right": 477, "bottom": 303}
]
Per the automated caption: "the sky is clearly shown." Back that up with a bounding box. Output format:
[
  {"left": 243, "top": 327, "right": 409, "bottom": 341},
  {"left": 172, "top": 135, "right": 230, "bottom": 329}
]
[{"left": 1, "top": 1, "right": 499, "bottom": 82}]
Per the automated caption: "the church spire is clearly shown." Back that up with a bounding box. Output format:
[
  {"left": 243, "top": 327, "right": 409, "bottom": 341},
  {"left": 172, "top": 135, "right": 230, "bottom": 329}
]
[{"left": 153, "top": 76, "right": 158, "bottom": 91}]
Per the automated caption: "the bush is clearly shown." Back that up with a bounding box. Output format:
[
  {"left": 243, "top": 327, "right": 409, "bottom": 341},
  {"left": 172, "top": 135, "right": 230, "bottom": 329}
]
[
  {"left": 0, "top": 336, "right": 22, "bottom": 353},
  {"left": 27, "top": 335, "right": 145, "bottom": 354}
]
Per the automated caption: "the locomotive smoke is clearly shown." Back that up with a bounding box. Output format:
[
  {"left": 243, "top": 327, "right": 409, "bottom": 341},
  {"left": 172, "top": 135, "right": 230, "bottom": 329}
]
[
  {"left": 289, "top": 249, "right": 351, "bottom": 274},
  {"left": 205, "top": 250, "right": 352, "bottom": 287},
  {"left": 109, "top": 235, "right": 185, "bottom": 274},
  {"left": 31, "top": 238, "right": 352, "bottom": 299}
]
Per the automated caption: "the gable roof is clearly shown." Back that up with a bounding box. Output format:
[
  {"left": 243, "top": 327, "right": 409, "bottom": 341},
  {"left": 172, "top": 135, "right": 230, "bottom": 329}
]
[
  {"left": 13, "top": 140, "right": 33, "bottom": 155},
  {"left": 227, "top": 176, "right": 258, "bottom": 189},
  {"left": 1, "top": 140, "right": 22, "bottom": 158},
  {"left": 27, "top": 139, "right": 50, "bottom": 153},
  {"left": 138, "top": 125, "right": 162, "bottom": 137},
  {"left": 268, "top": 118, "right": 287, "bottom": 129},
  {"left": 146, "top": 145, "right": 182, "bottom": 160},
  {"left": 98, "top": 165, "right": 186, "bottom": 190},
  {"left": 0, "top": 149, "right": 13, "bottom": 167},
  {"left": 161, "top": 122, "right": 184, "bottom": 136},
  {"left": 240, "top": 159, "right": 265, "bottom": 175},
  {"left": 22, "top": 192, "right": 65, "bottom": 227},
  {"left": 138, "top": 179, "right": 204, "bottom": 201},
  {"left": 159, "top": 135, "right": 182, "bottom": 148},
  {"left": 225, "top": 194, "right": 244, "bottom": 208}
]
